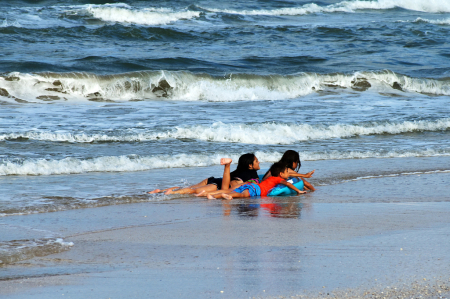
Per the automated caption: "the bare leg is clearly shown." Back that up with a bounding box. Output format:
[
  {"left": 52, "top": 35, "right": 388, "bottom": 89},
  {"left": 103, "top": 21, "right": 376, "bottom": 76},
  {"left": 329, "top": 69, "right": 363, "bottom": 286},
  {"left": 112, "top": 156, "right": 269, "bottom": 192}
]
[
  {"left": 301, "top": 178, "right": 315, "bottom": 192},
  {"left": 166, "top": 187, "right": 196, "bottom": 195},
  {"left": 195, "top": 190, "right": 207, "bottom": 197},
  {"left": 192, "top": 184, "right": 218, "bottom": 196},
  {"left": 187, "top": 178, "right": 209, "bottom": 189},
  {"left": 166, "top": 184, "right": 216, "bottom": 195},
  {"left": 169, "top": 183, "right": 218, "bottom": 195},
  {"left": 163, "top": 187, "right": 181, "bottom": 194},
  {"left": 148, "top": 189, "right": 161, "bottom": 194},
  {"left": 148, "top": 187, "right": 183, "bottom": 194},
  {"left": 165, "top": 178, "right": 212, "bottom": 194},
  {"left": 200, "top": 179, "right": 244, "bottom": 197},
  {"left": 149, "top": 178, "right": 209, "bottom": 194},
  {"left": 220, "top": 158, "right": 232, "bottom": 190},
  {"left": 222, "top": 193, "right": 233, "bottom": 200}
]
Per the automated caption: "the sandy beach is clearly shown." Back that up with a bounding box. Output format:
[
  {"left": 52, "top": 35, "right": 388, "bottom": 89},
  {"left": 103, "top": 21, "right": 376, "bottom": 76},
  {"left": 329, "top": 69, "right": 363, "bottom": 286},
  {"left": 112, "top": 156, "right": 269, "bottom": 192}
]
[
  {"left": 1, "top": 158, "right": 450, "bottom": 298},
  {"left": 2, "top": 1, "right": 450, "bottom": 298}
]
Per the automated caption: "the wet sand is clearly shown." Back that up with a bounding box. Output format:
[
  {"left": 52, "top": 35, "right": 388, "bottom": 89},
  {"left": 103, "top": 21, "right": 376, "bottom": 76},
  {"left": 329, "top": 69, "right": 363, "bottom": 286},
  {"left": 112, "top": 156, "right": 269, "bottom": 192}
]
[{"left": 1, "top": 169, "right": 450, "bottom": 298}]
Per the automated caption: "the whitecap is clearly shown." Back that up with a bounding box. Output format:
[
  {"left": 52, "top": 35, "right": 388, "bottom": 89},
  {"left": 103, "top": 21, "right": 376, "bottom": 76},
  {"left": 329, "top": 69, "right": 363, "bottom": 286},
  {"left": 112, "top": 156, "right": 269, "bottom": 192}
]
[
  {"left": 1, "top": 148, "right": 450, "bottom": 176},
  {"left": 1, "top": 70, "right": 449, "bottom": 103},
  {"left": 86, "top": 5, "right": 201, "bottom": 26},
  {"left": 1, "top": 119, "right": 449, "bottom": 144},
  {"left": 202, "top": 0, "right": 450, "bottom": 16}
]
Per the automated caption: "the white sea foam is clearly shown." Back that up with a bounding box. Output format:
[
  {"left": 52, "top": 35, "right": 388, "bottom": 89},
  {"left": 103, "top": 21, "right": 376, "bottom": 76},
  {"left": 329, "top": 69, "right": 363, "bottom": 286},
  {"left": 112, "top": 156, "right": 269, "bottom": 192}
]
[
  {"left": 203, "top": 0, "right": 450, "bottom": 15},
  {"left": 1, "top": 70, "right": 449, "bottom": 103},
  {"left": 86, "top": 5, "right": 200, "bottom": 25},
  {"left": 204, "top": 3, "right": 348, "bottom": 16},
  {"left": 0, "top": 153, "right": 248, "bottom": 176},
  {"left": 1, "top": 149, "right": 449, "bottom": 176},
  {"left": 412, "top": 17, "right": 450, "bottom": 25},
  {"left": 142, "top": 119, "right": 450, "bottom": 144},
  {"left": 1, "top": 119, "right": 449, "bottom": 144},
  {"left": 343, "top": 169, "right": 450, "bottom": 184},
  {"left": 2, "top": 4, "right": 200, "bottom": 29},
  {"left": 339, "top": 0, "right": 450, "bottom": 13},
  {"left": 0, "top": 237, "right": 73, "bottom": 265},
  {"left": 364, "top": 70, "right": 450, "bottom": 95},
  {"left": 0, "top": 19, "right": 22, "bottom": 28}
]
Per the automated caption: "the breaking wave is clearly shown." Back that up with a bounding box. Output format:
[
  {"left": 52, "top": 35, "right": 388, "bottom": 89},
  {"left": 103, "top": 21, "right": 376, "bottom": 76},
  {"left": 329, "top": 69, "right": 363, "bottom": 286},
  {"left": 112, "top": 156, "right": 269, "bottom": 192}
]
[
  {"left": 2, "top": 1, "right": 449, "bottom": 31},
  {"left": 1, "top": 149, "right": 450, "bottom": 176},
  {"left": 86, "top": 5, "right": 201, "bottom": 26},
  {"left": 2, "top": 119, "right": 449, "bottom": 144},
  {"left": 412, "top": 17, "right": 450, "bottom": 25},
  {"left": 1, "top": 70, "right": 449, "bottom": 103},
  {"left": 202, "top": 0, "right": 450, "bottom": 15}
]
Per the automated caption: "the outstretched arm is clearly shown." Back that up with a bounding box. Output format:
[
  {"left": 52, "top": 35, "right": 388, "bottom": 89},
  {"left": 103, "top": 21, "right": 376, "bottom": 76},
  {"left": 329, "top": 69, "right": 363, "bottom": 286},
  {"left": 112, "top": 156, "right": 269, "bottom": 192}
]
[
  {"left": 288, "top": 169, "right": 315, "bottom": 178},
  {"left": 279, "top": 181, "right": 307, "bottom": 194}
]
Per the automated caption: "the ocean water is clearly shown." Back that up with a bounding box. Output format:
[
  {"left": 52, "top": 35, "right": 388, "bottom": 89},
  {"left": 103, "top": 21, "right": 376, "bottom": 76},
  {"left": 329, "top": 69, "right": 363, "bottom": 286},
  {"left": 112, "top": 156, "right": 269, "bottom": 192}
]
[{"left": 1, "top": 0, "right": 450, "bottom": 267}]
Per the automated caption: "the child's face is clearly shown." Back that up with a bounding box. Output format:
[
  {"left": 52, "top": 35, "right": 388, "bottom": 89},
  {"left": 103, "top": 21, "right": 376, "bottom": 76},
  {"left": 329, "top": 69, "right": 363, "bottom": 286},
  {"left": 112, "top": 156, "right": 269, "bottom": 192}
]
[
  {"left": 250, "top": 157, "right": 260, "bottom": 170},
  {"left": 280, "top": 168, "right": 290, "bottom": 179}
]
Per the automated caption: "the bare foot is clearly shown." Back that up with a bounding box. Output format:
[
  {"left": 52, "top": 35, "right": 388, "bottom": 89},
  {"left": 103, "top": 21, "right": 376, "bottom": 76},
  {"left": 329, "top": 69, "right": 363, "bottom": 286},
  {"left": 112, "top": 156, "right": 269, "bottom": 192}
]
[
  {"left": 162, "top": 187, "right": 180, "bottom": 192},
  {"left": 148, "top": 189, "right": 161, "bottom": 194},
  {"left": 220, "top": 158, "right": 232, "bottom": 165},
  {"left": 163, "top": 187, "right": 180, "bottom": 195},
  {"left": 195, "top": 190, "right": 206, "bottom": 197},
  {"left": 221, "top": 193, "right": 233, "bottom": 200},
  {"left": 164, "top": 187, "right": 178, "bottom": 195},
  {"left": 206, "top": 194, "right": 215, "bottom": 200}
]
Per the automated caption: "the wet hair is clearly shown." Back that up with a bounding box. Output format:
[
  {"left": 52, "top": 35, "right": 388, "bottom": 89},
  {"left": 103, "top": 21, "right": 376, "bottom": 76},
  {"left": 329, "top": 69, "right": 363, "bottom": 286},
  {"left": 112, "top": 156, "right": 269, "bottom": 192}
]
[
  {"left": 269, "top": 162, "right": 287, "bottom": 177},
  {"left": 234, "top": 153, "right": 256, "bottom": 172},
  {"left": 279, "top": 150, "right": 301, "bottom": 172}
]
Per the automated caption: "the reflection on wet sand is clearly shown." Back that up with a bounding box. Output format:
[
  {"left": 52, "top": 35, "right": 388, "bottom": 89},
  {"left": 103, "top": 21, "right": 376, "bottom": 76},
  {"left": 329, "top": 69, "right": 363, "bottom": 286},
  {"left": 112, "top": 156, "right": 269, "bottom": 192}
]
[{"left": 222, "top": 197, "right": 311, "bottom": 218}]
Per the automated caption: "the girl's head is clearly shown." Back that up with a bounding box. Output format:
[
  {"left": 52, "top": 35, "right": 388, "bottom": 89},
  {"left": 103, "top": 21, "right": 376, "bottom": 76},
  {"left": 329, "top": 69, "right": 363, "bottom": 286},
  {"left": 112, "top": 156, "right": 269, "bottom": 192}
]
[
  {"left": 236, "top": 153, "right": 260, "bottom": 172},
  {"left": 279, "top": 150, "right": 301, "bottom": 172}
]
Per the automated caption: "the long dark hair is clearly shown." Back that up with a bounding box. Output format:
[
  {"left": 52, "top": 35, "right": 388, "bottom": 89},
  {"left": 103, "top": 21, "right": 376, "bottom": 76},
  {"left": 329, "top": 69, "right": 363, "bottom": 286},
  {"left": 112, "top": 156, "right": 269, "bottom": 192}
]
[
  {"left": 279, "top": 150, "right": 301, "bottom": 172},
  {"left": 234, "top": 153, "right": 256, "bottom": 172}
]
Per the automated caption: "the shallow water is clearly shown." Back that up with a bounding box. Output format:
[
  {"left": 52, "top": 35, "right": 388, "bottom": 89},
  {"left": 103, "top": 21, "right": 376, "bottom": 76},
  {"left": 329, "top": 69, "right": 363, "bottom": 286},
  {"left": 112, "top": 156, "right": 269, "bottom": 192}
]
[{"left": 1, "top": 0, "right": 450, "bottom": 268}]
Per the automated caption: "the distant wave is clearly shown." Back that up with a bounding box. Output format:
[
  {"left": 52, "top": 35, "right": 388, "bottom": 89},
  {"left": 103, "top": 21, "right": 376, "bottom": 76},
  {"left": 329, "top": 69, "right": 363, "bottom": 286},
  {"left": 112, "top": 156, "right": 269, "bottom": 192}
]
[
  {"left": 0, "top": 19, "right": 22, "bottom": 28},
  {"left": 3, "top": 1, "right": 449, "bottom": 31},
  {"left": 86, "top": 5, "right": 201, "bottom": 26},
  {"left": 411, "top": 17, "right": 450, "bottom": 25},
  {"left": 202, "top": 0, "right": 450, "bottom": 15},
  {"left": 1, "top": 70, "right": 449, "bottom": 103},
  {"left": 1, "top": 149, "right": 450, "bottom": 176},
  {"left": 1, "top": 3, "right": 200, "bottom": 29},
  {"left": 2, "top": 119, "right": 449, "bottom": 144},
  {"left": 339, "top": 0, "right": 450, "bottom": 13}
]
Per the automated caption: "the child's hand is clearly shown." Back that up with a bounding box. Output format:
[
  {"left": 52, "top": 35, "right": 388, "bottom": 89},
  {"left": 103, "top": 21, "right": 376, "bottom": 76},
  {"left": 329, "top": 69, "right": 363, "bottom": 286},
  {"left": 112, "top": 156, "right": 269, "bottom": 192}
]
[
  {"left": 297, "top": 190, "right": 307, "bottom": 194},
  {"left": 303, "top": 170, "right": 315, "bottom": 178}
]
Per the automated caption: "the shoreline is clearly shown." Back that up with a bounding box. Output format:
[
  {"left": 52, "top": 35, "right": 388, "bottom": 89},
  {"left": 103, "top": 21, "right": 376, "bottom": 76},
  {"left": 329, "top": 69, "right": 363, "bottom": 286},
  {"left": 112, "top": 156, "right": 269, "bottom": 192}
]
[{"left": 1, "top": 170, "right": 450, "bottom": 298}]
